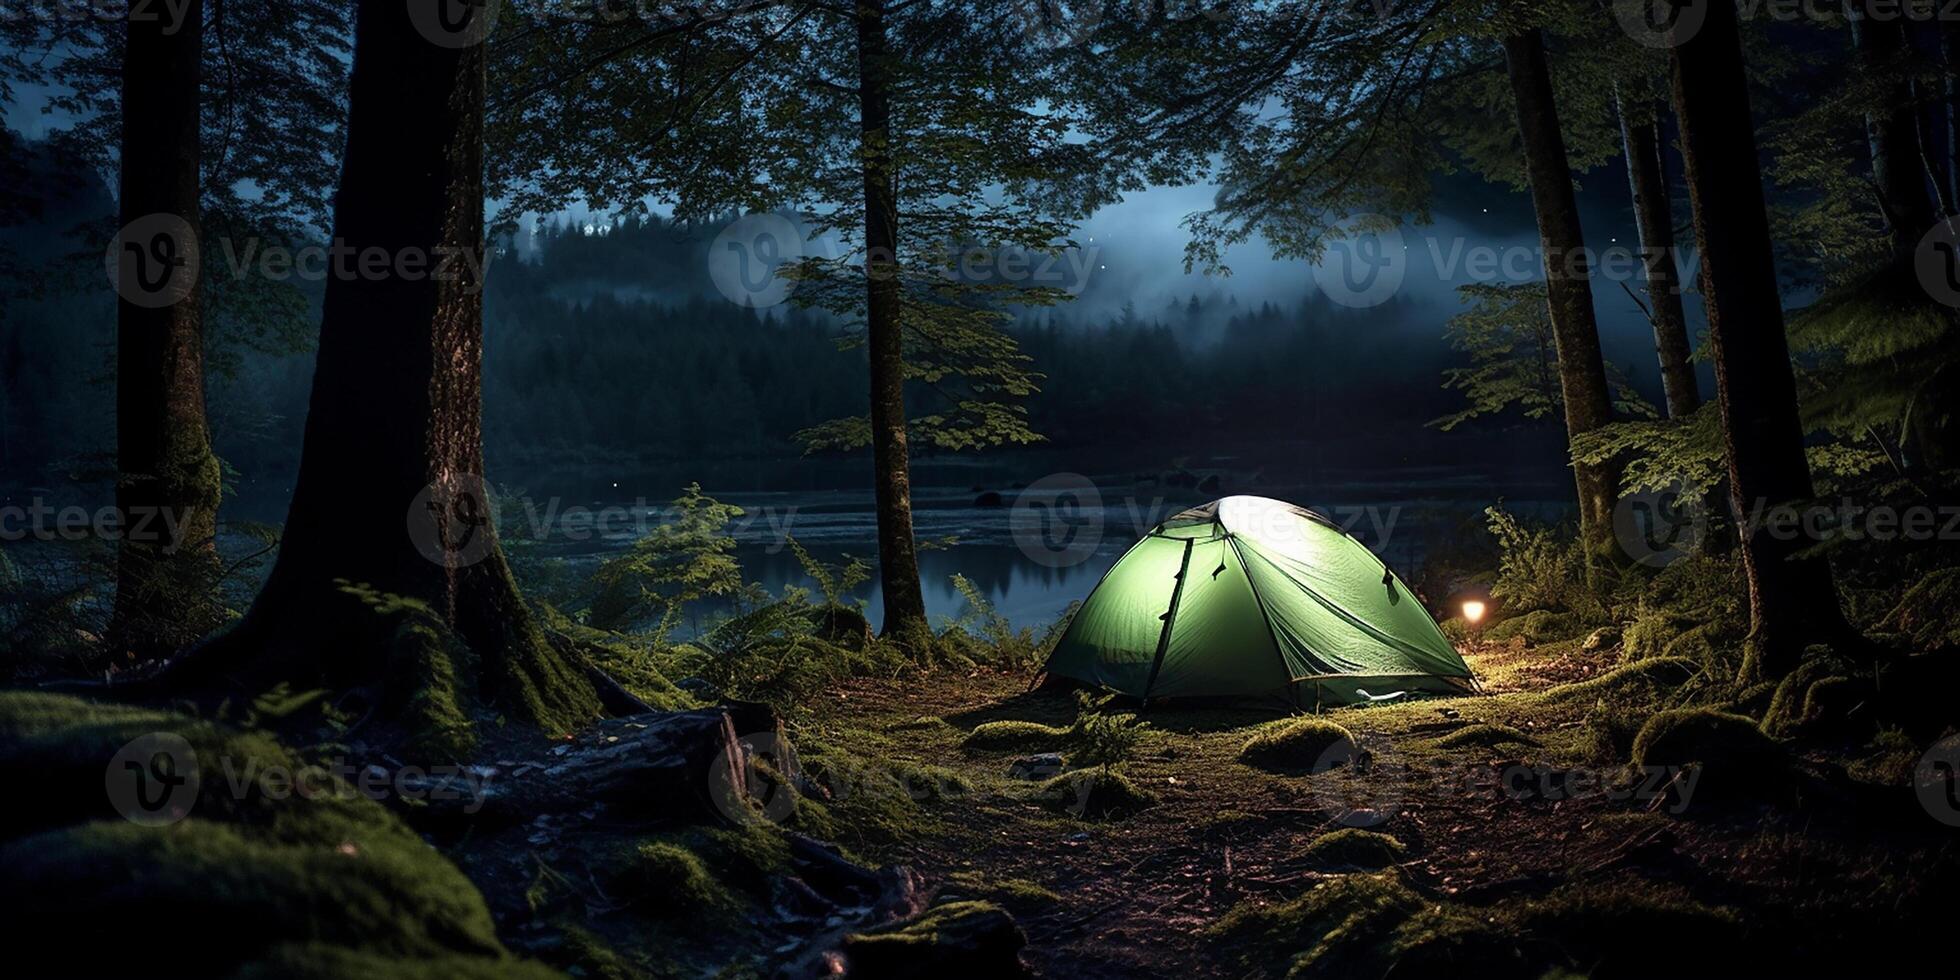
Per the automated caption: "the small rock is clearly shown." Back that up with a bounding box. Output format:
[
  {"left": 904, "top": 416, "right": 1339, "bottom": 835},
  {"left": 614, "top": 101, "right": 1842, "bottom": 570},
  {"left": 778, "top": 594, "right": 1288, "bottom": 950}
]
[
  {"left": 1006, "top": 753, "right": 1066, "bottom": 780},
  {"left": 1333, "top": 807, "right": 1390, "bottom": 828}
]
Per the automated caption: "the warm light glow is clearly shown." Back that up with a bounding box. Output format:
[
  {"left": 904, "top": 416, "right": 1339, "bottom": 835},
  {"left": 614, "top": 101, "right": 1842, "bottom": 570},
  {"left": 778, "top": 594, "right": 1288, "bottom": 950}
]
[{"left": 1461, "top": 600, "right": 1487, "bottom": 624}]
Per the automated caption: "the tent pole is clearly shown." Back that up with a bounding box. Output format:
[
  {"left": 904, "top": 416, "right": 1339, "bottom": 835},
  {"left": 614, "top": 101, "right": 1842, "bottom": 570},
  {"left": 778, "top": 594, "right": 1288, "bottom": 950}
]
[{"left": 1139, "top": 539, "right": 1194, "bottom": 704}]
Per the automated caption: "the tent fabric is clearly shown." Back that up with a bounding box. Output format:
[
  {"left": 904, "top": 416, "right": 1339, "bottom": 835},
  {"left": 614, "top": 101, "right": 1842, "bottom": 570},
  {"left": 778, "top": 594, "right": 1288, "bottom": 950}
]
[{"left": 1042, "top": 495, "right": 1475, "bottom": 706}]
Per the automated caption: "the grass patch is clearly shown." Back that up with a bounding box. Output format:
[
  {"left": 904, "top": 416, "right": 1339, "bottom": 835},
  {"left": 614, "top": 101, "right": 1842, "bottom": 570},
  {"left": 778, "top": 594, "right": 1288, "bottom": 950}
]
[
  {"left": 608, "top": 841, "right": 738, "bottom": 918},
  {"left": 943, "top": 870, "right": 1063, "bottom": 907},
  {"left": 1209, "top": 871, "right": 1423, "bottom": 978},
  {"left": 1301, "top": 828, "right": 1408, "bottom": 869},
  {"left": 1211, "top": 870, "right": 1749, "bottom": 978},
  {"left": 1238, "top": 718, "right": 1358, "bottom": 772},
  {"left": 1436, "top": 722, "right": 1541, "bottom": 749},
  {"left": 961, "top": 720, "right": 1071, "bottom": 753}
]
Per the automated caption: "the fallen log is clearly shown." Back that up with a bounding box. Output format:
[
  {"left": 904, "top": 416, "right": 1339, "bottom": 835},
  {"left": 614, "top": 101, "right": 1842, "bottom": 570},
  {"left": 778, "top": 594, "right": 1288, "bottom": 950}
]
[{"left": 400, "top": 708, "right": 747, "bottom": 827}]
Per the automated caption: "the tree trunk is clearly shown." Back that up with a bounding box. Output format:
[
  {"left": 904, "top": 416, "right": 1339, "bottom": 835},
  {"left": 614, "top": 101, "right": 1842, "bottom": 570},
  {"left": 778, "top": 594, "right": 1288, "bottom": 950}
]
[
  {"left": 111, "top": 0, "right": 224, "bottom": 661},
  {"left": 855, "top": 0, "right": 928, "bottom": 646},
  {"left": 1616, "top": 90, "right": 1700, "bottom": 419},
  {"left": 1668, "top": 0, "right": 1849, "bottom": 680},
  {"left": 1503, "top": 29, "right": 1620, "bottom": 559},
  {"left": 1849, "top": 6, "right": 1935, "bottom": 252},
  {"left": 171, "top": 0, "right": 598, "bottom": 750},
  {"left": 1943, "top": 20, "right": 1960, "bottom": 209}
]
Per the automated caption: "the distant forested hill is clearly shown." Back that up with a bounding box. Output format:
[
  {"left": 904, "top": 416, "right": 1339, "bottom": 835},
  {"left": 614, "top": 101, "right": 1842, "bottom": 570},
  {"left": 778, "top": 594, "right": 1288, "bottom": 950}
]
[{"left": 0, "top": 161, "right": 1554, "bottom": 493}]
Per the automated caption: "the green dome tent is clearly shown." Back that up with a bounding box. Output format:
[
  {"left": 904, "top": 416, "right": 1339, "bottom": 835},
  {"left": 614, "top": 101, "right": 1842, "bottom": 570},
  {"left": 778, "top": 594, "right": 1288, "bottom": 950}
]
[{"left": 1042, "top": 496, "right": 1476, "bottom": 706}]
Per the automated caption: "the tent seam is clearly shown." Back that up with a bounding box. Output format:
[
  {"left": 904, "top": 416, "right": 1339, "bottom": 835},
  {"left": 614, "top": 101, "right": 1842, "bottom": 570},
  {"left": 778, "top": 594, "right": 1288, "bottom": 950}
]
[
  {"left": 1225, "top": 534, "right": 1298, "bottom": 695},
  {"left": 1140, "top": 538, "right": 1194, "bottom": 701}
]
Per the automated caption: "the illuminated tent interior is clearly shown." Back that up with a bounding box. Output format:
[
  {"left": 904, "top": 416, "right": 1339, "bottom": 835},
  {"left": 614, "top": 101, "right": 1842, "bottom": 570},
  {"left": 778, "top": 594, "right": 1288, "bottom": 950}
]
[{"left": 1043, "top": 496, "right": 1477, "bottom": 706}]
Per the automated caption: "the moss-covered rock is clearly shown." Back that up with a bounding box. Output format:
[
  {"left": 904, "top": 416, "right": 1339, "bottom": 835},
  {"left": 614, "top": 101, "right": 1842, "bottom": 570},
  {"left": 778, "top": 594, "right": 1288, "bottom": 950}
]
[
  {"left": 1632, "top": 708, "right": 1788, "bottom": 804},
  {"left": 1238, "top": 718, "right": 1359, "bottom": 772},
  {"left": 0, "top": 692, "right": 542, "bottom": 977},
  {"left": 1485, "top": 609, "right": 1590, "bottom": 645},
  {"left": 1541, "top": 657, "right": 1700, "bottom": 707},
  {"left": 843, "top": 900, "right": 1028, "bottom": 979},
  {"left": 608, "top": 841, "right": 737, "bottom": 917},
  {"left": 1301, "top": 828, "right": 1408, "bottom": 870},
  {"left": 1035, "top": 769, "right": 1156, "bottom": 820},
  {"left": 960, "top": 720, "right": 1070, "bottom": 753}
]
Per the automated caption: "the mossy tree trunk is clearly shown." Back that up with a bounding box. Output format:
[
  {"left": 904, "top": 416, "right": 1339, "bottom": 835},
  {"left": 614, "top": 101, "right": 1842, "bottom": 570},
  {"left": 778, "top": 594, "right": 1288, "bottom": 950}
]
[
  {"left": 174, "top": 0, "right": 598, "bottom": 750},
  {"left": 1615, "top": 91, "right": 1699, "bottom": 420},
  {"left": 112, "top": 0, "right": 225, "bottom": 660},
  {"left": 854, "top": 0, "right": 928, "bottom": 647},
  {"left": 1668, "top": 0, "right": 1849, "bottom": 680},
  {"left": 1503, "top": 29, "right": 1621, "bottom": 561},
  {"left": 1849, "top": 6, "right": 1935, "bottom": 253}
]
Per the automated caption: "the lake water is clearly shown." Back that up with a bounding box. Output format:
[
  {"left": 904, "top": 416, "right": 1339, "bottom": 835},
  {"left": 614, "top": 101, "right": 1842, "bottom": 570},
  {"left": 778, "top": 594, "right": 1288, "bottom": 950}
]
[
  {"left": 496, "top": 468, "right": 1575, "bottom": 633},
  {"left": 2, "top": 460, "right": 1575, "bottom": 637}
]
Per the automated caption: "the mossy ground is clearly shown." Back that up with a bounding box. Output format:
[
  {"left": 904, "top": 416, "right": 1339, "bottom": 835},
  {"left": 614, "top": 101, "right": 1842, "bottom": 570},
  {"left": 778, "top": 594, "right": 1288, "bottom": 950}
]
[
  {"left": 0, "top": 692, "right": 547, "bottom": 977},
  {"left": 13, "top": 594, "right": 1957, "bottom": 978},
  {"left": 786, "top": 632, "right": 1960, "bottom": 978}
]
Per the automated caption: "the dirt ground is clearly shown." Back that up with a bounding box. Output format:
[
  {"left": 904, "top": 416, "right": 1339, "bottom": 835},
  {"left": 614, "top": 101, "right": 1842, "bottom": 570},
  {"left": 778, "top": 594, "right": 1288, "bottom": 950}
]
[{"left": 792, "top": 641, "right": 1954, "bottom": 978}]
